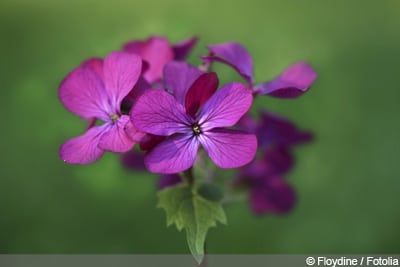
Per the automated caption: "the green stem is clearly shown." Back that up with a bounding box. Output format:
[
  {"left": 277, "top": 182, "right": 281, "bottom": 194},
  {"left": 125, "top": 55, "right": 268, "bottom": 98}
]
[
  {"left": 199, "top": 242, "right": 207, "bottom": 267},
  {"left": 183, "top": 167, "right": 194, "bottom": 187}
]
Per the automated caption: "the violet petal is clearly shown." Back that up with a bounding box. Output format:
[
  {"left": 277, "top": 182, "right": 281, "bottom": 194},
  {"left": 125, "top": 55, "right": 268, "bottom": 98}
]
[
  {"left": 198, "top": 82, "right": 253, "bottom": 130},
  {"left": 81, "top": 58, "right": 104, "bottom": 80},
  {"left": 163, "top": 61, "right": 203, "bottom": 105},
  {"left": 98, "top": 115, "right": 136, "bottom": 153},
  {"left": 103, "top": 52, "right": 142, "bottom": 110},
  {"left": 145, "top": 134, "right": 199, "bottom": 174},
  {"left": 124, "top": 118, "right": 145, "bottom": 143},
  {"left": 199, "top": 128, "right": 257, "bottom": 169},
  {"left": 130, "top": 89, "right": 192, "bottom": 136},
  {"left": 205, "top": 42, "right": 254, "bottom": 85},
  {"left": 58, "top": 66, "right": 108, "bottom": 121},
  {"left": 255, "top": 62, "right": 317, "bottom": 98},
  {"left": 172, "top": 36, "right": 198, "bottom": 60},
  {"left": 124, "top": 36, "right": 174, "bottom": 83},
  {"left": 59, "top": 125, "right": 107, "bottom": 164}
]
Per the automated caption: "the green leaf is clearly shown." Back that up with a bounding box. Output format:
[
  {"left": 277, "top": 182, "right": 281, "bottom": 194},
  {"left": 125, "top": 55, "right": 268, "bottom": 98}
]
[{"left": 157, "top": 184, "right": 227, "bottom": 264}]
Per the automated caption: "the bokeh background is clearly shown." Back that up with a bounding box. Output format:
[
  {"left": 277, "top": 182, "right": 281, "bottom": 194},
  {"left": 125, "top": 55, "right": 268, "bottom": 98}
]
[{"left": 1, "top": 0, "right": 399, "bottom": 254}]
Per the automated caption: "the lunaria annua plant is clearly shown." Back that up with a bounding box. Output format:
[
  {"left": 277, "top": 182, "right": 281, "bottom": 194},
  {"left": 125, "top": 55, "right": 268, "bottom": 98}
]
[{"left": 59, "top": 35, "right": 317, "bottom": 264}]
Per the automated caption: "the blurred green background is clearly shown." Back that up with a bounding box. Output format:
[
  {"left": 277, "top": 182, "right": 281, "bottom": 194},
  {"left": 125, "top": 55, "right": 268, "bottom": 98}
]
[{"left": 1, "top": 0, "right": 399, "bottom": 254}]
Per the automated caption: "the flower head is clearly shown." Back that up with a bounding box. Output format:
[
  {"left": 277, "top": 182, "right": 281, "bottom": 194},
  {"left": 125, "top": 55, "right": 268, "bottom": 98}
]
[
  {"left": 130, "top": 63, "right": 257, "bottom": 173},
  {"left": 59, "top": 52, "right": 144, "bottom": 164}
]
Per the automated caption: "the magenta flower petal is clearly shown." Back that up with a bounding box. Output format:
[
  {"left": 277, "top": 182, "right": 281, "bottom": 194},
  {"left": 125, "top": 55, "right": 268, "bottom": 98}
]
[
  {"left": 255, "top": 62, "right": 317, "bottom": 98},
  {"left": 103, "top": 52, "right": 142, "bottom": 109},
  {"left": 250, "top": 177, "right": 297, "bottom": 214},
  {"left": 124, "top": 117, "right": 145, "bottom": 142},
  {"left": 158, "top": 173, "right": 183, "bottom": 190},
  {"left": 172, "top": 36, "right": 198, "bottom": 60},
  {"left": 59, "top": 67, "right": 108, "bottom": 121},
  {"left": 124, "top": 36, "right": 174, "bottom": 83},
  {"left": 199, "top": 129, "right": 257, "bottom": 169},
  {"left": 59, "top": 125, "right": 107, "bottom": 164},
  {"left": 185, "top": 72, "right": 219, "bottom": 117},
  {"left": 198, "top": 82, "right": 253, "bottom": 130},
  {"left": 163, "top": 61, "right": 203, "bottom": 105},
  {"left": 81, "top": 58, "right": 104, "bottom": 80},
  {"left": 145, "top": 134, "right": 200, "bottom": 174},
  {"left": 130, "top": 89, "right": 192, "bottom": 136},
  {"left": 98, "top": 115, "right": 136, "bottom": 153},
  {"left": 205, "top": 42, "right": 254, "bottom": 85}
]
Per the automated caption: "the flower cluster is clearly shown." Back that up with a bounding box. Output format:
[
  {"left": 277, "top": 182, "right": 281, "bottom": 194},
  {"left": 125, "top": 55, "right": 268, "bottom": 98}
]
[{"left": 59, "top": 35, "right": 317, "bottom": 216}]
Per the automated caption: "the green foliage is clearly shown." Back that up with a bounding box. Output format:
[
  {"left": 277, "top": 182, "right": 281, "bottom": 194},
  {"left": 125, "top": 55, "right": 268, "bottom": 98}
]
[{"left": 157, "top": 184, "right": 227, "bottom": 264}]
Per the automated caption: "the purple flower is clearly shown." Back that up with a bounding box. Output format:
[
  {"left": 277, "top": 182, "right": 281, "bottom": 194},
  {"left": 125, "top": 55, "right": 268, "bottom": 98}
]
[
  {"left": 202, "top": 42, "right": 317, "bottom": 98},
  {"left": 235, "top": 110, "right": 313, "bottom": 215},
  {"left": 133, "top": 61, "right": 206, "bottom": 152},
  {"left": 235, "top": 154, "right": 296, "bottom": 215},
  {"left": 130, "top": 68, "right": 257, "bottom": 174},
  {"left": 59, "top": 52, "right": 144, "bottom": 164},
  {"left": 239, "top": 110, "right": 313, "bottom": 150},
  {"left": 123, "top": 36, "right": 198, "bottom": 84}
]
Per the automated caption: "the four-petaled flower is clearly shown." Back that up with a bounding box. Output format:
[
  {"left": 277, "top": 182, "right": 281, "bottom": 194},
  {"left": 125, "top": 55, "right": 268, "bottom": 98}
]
[
  {"left": 59, "top": 51, "right": 144, "bottom": 164},
  {"left": 130, "top": 63, "right": 257, "bottom": 173}
]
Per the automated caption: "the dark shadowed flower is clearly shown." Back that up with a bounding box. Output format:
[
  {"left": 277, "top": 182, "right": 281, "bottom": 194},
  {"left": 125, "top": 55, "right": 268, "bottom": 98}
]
[
  {"left": 239, "top": 110, "right": 313, "bottom": 150},
  {"left": 130, "top": 68, "right": 257, "bottom": 174},
  {"left": 235, "top": 110, "right": 314, "bottom": 215},
  {"left": 235, "top": 153, "right": 297, "bottom": 215},
  {"left": 202, "top": 42, "right": 317, "bottom": 98},
  {"left": 59, "top": 52, "right": 144, "bottom": 164},
  {"left": 121, "top": 150, "right": 146, "bottom": 171},
  {"left": 123, "top": 36, "right": 198, "bottom": 84}
]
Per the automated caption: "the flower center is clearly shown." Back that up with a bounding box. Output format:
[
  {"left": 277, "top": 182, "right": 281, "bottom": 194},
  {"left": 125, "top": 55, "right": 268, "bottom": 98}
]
[
  {"left": 110, "top": 113, "right": 119, "bottom": 123},
  {"left": 192, "top": 123, "right": 201, "bottom": 136}
]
